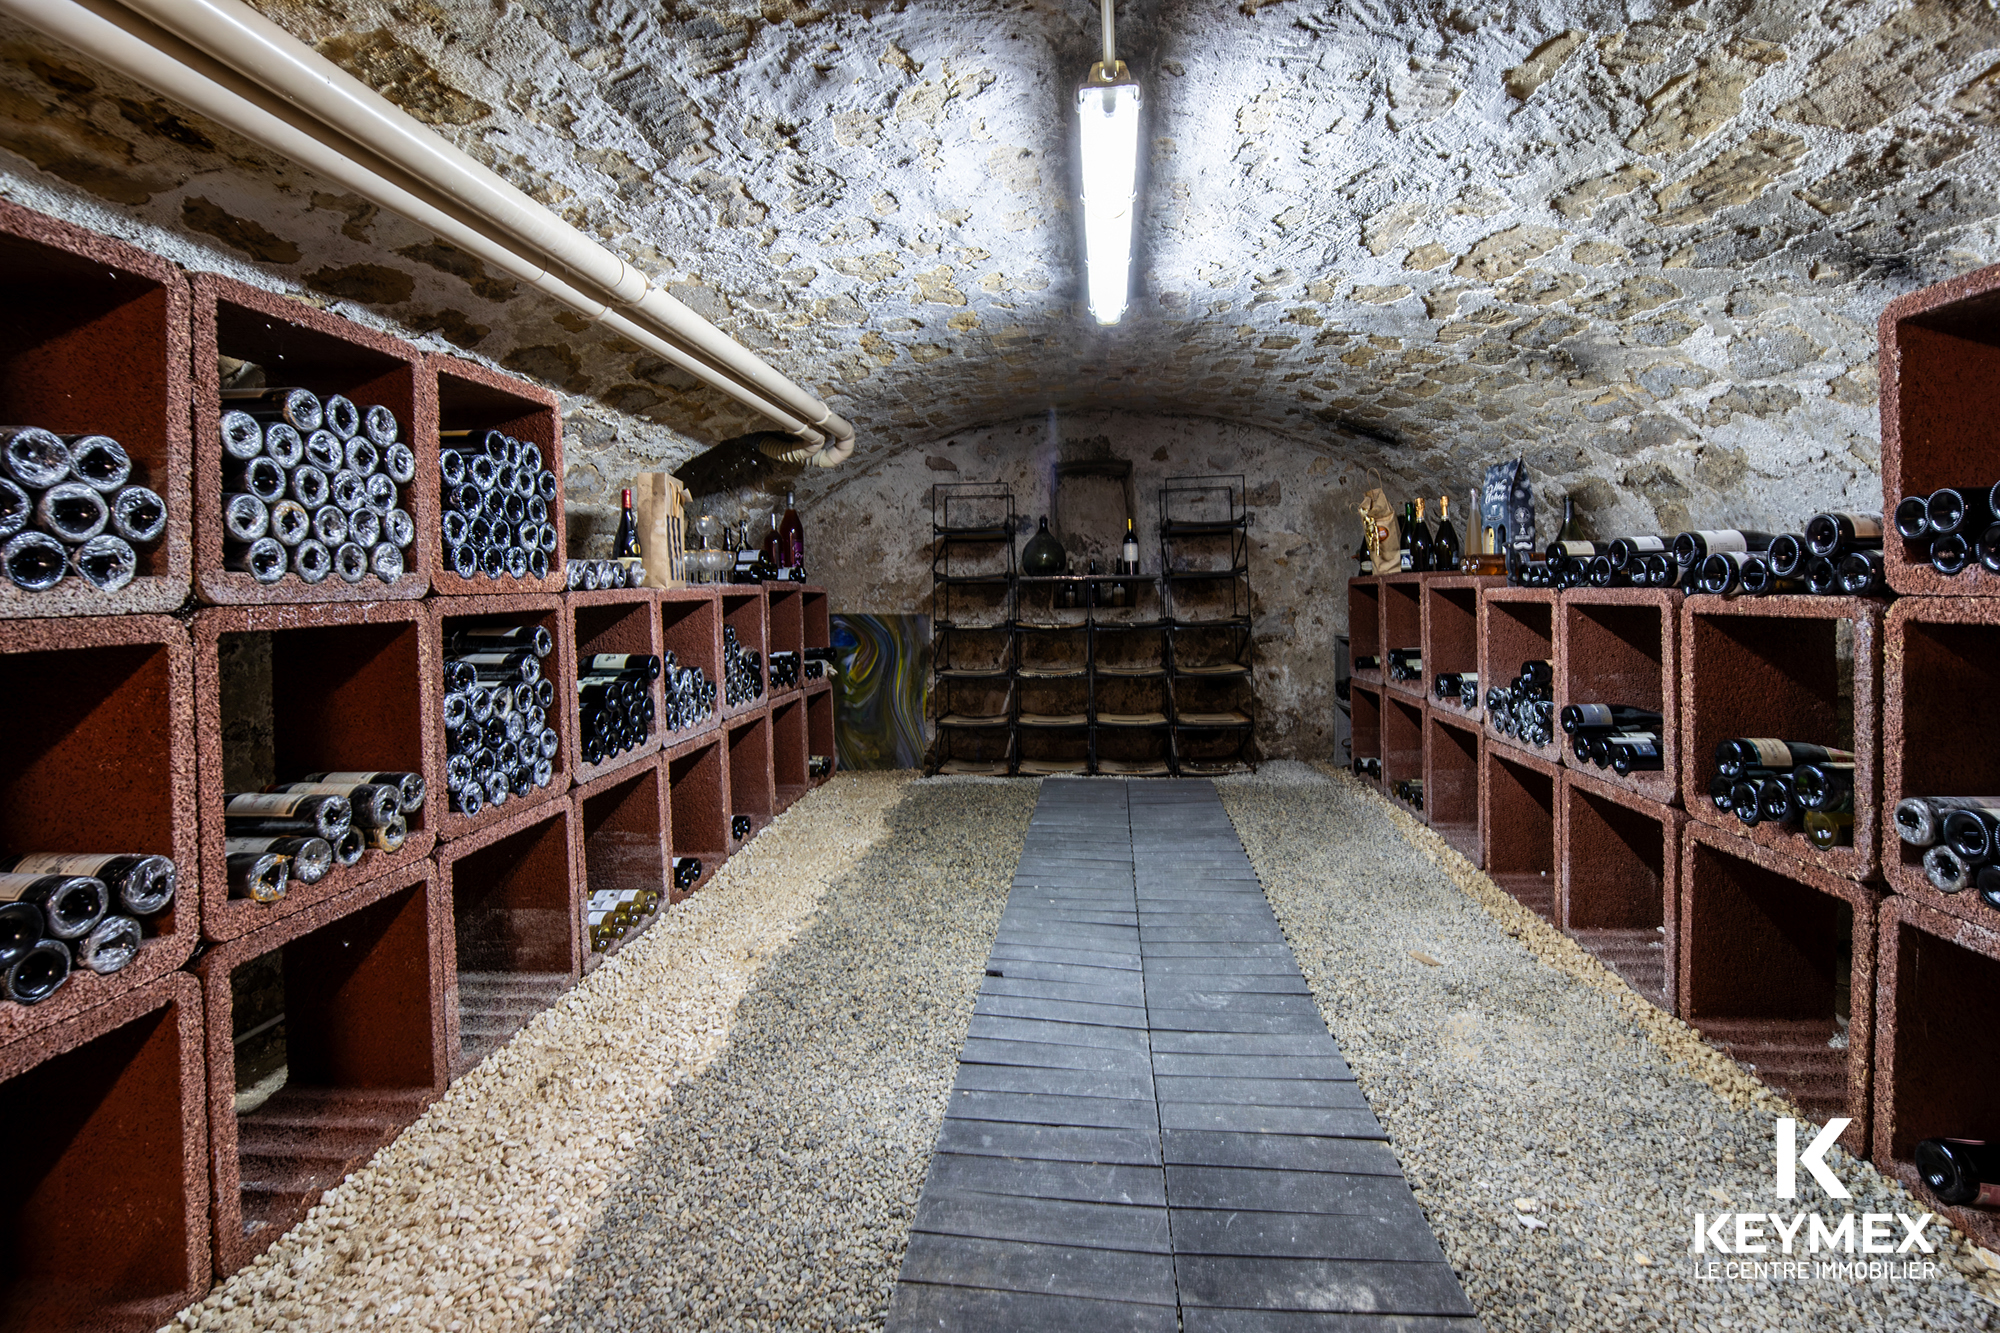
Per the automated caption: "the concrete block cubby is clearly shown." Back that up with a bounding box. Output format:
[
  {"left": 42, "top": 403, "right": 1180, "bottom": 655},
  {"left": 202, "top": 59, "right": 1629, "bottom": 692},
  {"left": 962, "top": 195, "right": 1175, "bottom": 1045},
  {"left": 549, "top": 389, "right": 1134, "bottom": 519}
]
[
  {"left": 726, "top": 709, "right": 776, "bottom": 844},
  {"left": 0, "top": 615, "right": 199, "bottom": 1042},
  {"left": 1882, "top": 597, "right": 2000, "bottom": 928},
  {"left": 194, "top": 601, "right": 437, "bottom": 942},
  {"left": 721, "top": 587, "right": 769, "bottom": 718},
  {"left": 1424, "top": 707, "right": 1481, "bottom": 866},
  {"left": 766, "top": 584, "right": 804, "bottom": 697},
  {"left": 1877, "top": 259, "right": 2000, "bottom": 598},
  {"left": 427, "top": 592, "right": 573, "bottom": 843},
  {"left": 802, "top": 585, "right": 830, "bottom": 654},
  {"left": 0, "top": 198, "right": 192, "bottom": 619},
  {"left": 198, "top": 863, "right": 446, "bottom": 1278},
  {"left": 1680, "top": 595, "right": 1882, "bottom": 881},
  {"left": 576, "top": 757, "right": 669, "bottom": 973},
  {"left": 424, "top": 353, "right": 565, "bottom": 596},
  {"left": 436, "top": 793, "right": 581, "bottom": 1076},
  {"left": 0, "top": 973, "right": 209, "bottom": 1332},
  {"left": 1384, "top": 693, "right": 1425, "bottom": 818},
  {"left": 807, "top": 685, "right": 837, "bottom": 787},
  {"left": 1556, "top": 587, "right": 1681, "bottom": 807},
  {"left": 1347, "top": 577, "right": 1382, "bottom": 688},
  {"left": 567, "top": 586, "right": 663, "bottom": 787},
  {"left": 1348, "top": 681, "right": 1382, "bottom": 787},
  {"left": 659, "top": 586, "right": 723, "bottom": 745},
  {"left": 1871, "top": 894, "right": 2000, "bottom": 1251},
  {"left": 666, "top": 731, "right": 729, "bottom": 898},
  {"left": 1481, "top": 743, "right": 1557, "bottom": 921},
  {"left": 772, "top": 695, "right": 810, "bottom": 812},
  {"left": 1380, "top": 572, "right": 1424, "bottom": 703},
  {"left": 190, "top": 273, "right": 428, "bottom": 606},
  {"left": 1557, "top": 768, "right": 1685, "bottom": 1012},
  {"left": 1679, "top": 823, "right": 1880, "bottom": 1154},
  {"left": 1479, "top": 585, "right": 1560, "bottom": 765},
  {"left": 1423, "top": 574, "right": 1501, "bottom": 722}
]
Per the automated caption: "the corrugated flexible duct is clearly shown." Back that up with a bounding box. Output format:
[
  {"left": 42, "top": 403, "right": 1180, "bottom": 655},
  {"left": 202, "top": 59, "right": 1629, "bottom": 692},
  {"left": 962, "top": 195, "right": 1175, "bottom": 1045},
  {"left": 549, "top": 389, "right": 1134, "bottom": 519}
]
[{"left": 1, "top": 0, "right": 857, "bottom": 466}]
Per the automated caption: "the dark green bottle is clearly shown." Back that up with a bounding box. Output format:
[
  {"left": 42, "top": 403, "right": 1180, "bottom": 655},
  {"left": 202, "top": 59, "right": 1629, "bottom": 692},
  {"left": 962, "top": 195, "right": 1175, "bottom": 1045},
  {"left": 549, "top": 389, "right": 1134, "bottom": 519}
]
[{"left": 1022, "top": 516, "right": 1065, "bottom": 575}]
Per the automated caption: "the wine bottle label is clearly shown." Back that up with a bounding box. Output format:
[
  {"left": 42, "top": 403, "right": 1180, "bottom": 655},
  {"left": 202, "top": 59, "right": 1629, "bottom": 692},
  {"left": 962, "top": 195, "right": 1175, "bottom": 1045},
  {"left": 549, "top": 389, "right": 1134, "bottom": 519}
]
[
  {"left": 1553, "top": 541, "right": 1596, "bottom": 556},
  {"left": 0, "top": 873, "right": 69, "bottom": 902},
  {"left": 455, "top": 651, "right": 528, "bottom": 668},
  {"left": 225, "top": 792, "right": 329, "bottom": 817},
  {"left": 1837, "top": 515, "right": 1884, "bottom": 540},
  {"left": 1613, "top": 731, "right": 1661, "bottom": 744},
  {"left": 1623, "top": 537, "right": 1666, "bottom": 553},
  {"left": 1692, "top": 530, "right": 1750, "bottom": 552},
  {"left": 0, "top": 853, "right": 131, "bottom": 877},
  {"left": 299, "top": 771, "right": 399, "bottom": 785}
]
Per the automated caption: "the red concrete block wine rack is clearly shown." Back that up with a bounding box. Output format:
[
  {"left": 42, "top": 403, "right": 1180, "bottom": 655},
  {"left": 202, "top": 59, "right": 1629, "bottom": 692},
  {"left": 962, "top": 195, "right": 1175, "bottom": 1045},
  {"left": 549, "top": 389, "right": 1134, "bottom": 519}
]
[
  {"left": 1384, "top": 693, "right": 1425, "bottom": 817},
  {"left": 660, "top": 586, "right": 723, "bottom": 746},
  {"left": 1557, "top": 769, "right": 1684, "bottom": 1011},
  {"left": 1479, "top": 585, "right": 1560, "bottom": 764},
  {"left": 727, "top": 709, "right": 776, "bottom": 844},
  {"left": 1381, "top": 573, "right": 1424, "bottom": 703},
  {"left": 1423, "top": 574, "right": 1500, "bottom": 722},
  {"left": 436, "top": 794, "right": 580, "bottom": 1076},
  {"left": 666, "top": 731, "right": 729, "bottom": 899},
  {"left": 1347, "top": 577, "right": 1382, "bottom": 688},
  {"left": 190, "top": 273, "right": 429, "bottom": 606},
  {"left": 802, "top": 584, "right": 830, "bottom": 654},
  {"left": 1679, "top": 594, "right": 1882, "bottom": 881},
  {"left": 0, "top": 615, "right": 199, "bottom": 1042},
  {"left": 1679, "top": 823, "right": 1879, "bottom": 1154},
  {"left": 1557, "top": 587, "right": 1681, "bottom": 807},
  {"left": 0, "top": 972, "right": 209, "bottom": 1332},
  {"left": 193, "top": 601, "right": 438, "bottom": 941},
  {"left": 1424, "top": 707, "right": 1481, "bottom": 866},
  {"left": 1481, "top": 743, "right": 1556, "bottom": 921},
  {"left": 427, "top": 592, "right": 572, "bottom": 843},
  {"left": 1349, "top": 681, "right": 1382, "bottom": 787},
  {"left": 197, "top": 864, "right": 446, "bottom": 1278},
  {"left": 567, "top": 586, "right": 664, "bottom": 787},
  {"left": 1871, "top": 895, "right": 2000, "bottom": 1250},
  {"left": 424, "top": 353, "right": 565, "bottom": 597},
  {"left": 1882, "top": 597, "right": 2000, "bottom": 927},
  {"left": 766, "top": 584, "right": 804, "bottom": 698},
  {"left": 772, "top": 695, "right": 810, "bottom": 812},
  {"left": 1877, "top": 260, "right": 2000, "bottom": 598},
  {"left": 577, "top": 757, "right": 669, "bottom": 973},
  {"left": 721, "top": 588, "right": 768, "bottom": 719},
  {"left": 0, "top": 199, "right": 193, "bottom": 620},
  {"left": 807, "top": 685, "right": 836, "bottom": 787}
]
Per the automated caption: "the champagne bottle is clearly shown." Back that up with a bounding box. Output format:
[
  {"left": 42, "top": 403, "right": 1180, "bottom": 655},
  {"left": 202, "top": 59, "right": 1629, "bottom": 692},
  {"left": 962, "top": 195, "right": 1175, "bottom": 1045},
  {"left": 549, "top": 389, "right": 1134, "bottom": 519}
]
[
  {"left": 76, "top": 914, "right": 141, "bottom": 975},
  {"left": 613, "top": 487, "right": 640, "bottom": 559},
  {"left": 1893, "top": 796, "right": 2000, "bottom": 848},
  {"left": 1804, "top": 512, "right": 1883, "bottom": 557},
  {"left": 1915, "top": 1138, "right": 2000, "bottom": 1207},
  {"left": 0, "top": 901, "right": 42, "bottom": 968},
  {"left": 224, "top": 791, "right": 352, "bottom": 841},
  {"left": 1410, "top": 498, "right": 1433, "bottom": 573},
  {"left": 298, "top": 771, "right": 426, "bottom": 814},
  {"left": 3, "top": 937, "right": 69, "bottom": 1004},
  {"left": 226, "top": 851, "right": 289, "bottom": 903},
  {"left": 1804, "top": 810, "right": 1854, "bottom": 850},
  {"left": 1400, "top": 501, "right": 1418, "bottom": 571},
  {"left": 0, "top": 873, "right": 105, "bottom": 940},
  {"left": 1713, "top": 739, "right": 1853, "bottom": 779},
  {"left": 1434, "top": 496, "right": 1460, "bottom": 571},
  {"left": 0, "top": 853, "right": 175, "bottom": 916},
  {"left": 227, "top": 835, "right": 333, "bottom": 884}
]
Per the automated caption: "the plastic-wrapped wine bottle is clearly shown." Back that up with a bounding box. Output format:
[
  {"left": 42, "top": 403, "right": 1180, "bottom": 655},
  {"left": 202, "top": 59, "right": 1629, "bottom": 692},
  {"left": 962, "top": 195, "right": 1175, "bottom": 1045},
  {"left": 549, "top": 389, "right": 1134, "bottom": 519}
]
[
  {"left": 227, "top": 835, "right": 333, "bottom": 885},
  {"left": 0, "top": 853, "right": 175, "bottom": 916},
  {"left": 0, "top": 873, "right": 105, "bottom": 940},
  {"left": 226, "top": 851, "right": 289, "bottom": 903},
  {"left": 224, "top": 791, "right": 352, "bottom": 841},
  {"left": 76, "top": 915, "right": 141, "bottom": 975}
]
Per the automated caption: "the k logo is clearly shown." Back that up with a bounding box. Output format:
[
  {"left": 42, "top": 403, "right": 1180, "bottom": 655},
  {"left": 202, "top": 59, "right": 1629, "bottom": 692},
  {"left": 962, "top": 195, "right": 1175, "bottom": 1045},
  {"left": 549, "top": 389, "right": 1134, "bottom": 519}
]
[{"left": 1776, "top": 1118, "right": 1851, "bottom": 1200}]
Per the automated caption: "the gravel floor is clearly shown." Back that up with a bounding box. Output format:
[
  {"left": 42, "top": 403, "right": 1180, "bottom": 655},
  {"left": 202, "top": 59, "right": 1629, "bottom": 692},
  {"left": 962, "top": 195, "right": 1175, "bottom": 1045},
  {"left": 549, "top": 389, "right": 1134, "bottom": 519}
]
[
  {"left": 536, "top": 776, "right": 1037, "bottom": 1331},
  {"left": 1217, "top": 761, "right": 2000, "bottom": 1333}
]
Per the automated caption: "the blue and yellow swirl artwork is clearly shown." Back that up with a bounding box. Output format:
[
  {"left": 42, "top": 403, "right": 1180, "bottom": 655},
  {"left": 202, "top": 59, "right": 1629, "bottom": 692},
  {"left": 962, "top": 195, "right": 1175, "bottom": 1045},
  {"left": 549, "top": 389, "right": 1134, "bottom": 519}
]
[{"left": 831, "top": 613, "right": 932, "bottom": 770}]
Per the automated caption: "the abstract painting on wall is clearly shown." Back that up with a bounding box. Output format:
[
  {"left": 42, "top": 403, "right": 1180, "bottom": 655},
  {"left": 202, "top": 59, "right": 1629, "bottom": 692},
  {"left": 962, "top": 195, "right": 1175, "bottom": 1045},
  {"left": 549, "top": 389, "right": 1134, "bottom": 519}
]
[{"left": 830, "top": 613, "right": 931, "bottom": 770}]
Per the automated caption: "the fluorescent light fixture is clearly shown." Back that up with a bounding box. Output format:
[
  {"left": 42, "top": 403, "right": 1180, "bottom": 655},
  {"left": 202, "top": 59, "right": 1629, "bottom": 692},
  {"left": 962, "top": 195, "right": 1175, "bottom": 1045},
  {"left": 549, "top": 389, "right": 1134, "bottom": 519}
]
[{"left": 1077, "top": 39, "right": 1140, "bottom": 325}]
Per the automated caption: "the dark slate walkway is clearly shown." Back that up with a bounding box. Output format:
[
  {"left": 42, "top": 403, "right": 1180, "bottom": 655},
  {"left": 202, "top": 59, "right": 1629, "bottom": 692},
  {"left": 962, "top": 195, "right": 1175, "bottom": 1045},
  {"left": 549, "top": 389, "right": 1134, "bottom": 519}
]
[{"left": 886, "top": 778, "right": 1478, "bottom": 1331}]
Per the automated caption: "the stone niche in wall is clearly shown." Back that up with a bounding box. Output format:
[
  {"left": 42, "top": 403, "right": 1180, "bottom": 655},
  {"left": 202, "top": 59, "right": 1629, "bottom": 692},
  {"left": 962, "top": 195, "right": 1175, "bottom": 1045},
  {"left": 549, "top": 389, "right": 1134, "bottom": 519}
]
[{"left": 1050, "top": 457, "right": 1137, "bottom": 570}]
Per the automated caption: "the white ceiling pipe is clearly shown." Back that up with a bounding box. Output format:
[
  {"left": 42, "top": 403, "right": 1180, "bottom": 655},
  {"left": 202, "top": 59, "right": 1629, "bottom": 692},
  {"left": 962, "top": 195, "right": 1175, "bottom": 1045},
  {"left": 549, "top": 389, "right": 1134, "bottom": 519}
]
[{"left": 3, "top": 0, "right": 857, "bottom": 464}]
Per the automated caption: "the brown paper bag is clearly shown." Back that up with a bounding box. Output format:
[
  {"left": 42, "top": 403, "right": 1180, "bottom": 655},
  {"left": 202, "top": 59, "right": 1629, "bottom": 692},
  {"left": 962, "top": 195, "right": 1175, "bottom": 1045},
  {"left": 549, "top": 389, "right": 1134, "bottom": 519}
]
[
  {"left": 632, "top": 472, "right": 688, "bottom": 588},
  {"left": 1360, "top": 485, "right": 1398, "bottom": 573}
]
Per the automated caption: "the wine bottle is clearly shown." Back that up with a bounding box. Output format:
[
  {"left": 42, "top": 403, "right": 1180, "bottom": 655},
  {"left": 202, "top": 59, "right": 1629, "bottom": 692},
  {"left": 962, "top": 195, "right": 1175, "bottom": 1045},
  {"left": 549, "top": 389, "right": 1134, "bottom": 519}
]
[
  {"left": 1714, "top": 739, "right": 1853, "bottom": 779},
  {"left": 672, "top": 856, "right": 702, "bottom": 889},
  {"left": 1352, "top": 654, "right": 1380, "bottom": 672},
  {"left": 1804, "top": 810, "right": 1854, "bottom": 850},
  {"left": 1978, "top": 865, "right": 2000, "bottom": 911},
  {"left": 1805, "top": 512, "right": 1883, "bottom": 557},
  {"left": 1792, "top": 763, "right": 1854, "bottom": 813},
  {"left": 76, "top": 914, "right": 140, "bottom": 975},
  {"left": 1411, "top": 499, "right": 1434, "bottom": 572},
  {"left": 297, "top": 771, "right": 426, "bottom": 814},
  {"left": 1893, "top": 494, "right": 1933, "bottom": 541},
  {"left": 1737, "top": 554, "right": 1799, "bottom": 596},
  {"left": 732, "top": 813, "right": 753, "bottom": 841},
  {"left": 1610, "top": 735, "right": 1665, "bottom": 774},
  {"left": 226, "top": 851, "right": 289, "bottom": 903},
  {"left": 1977, "top": 522, "right": 2000, "bottom": 575},
  {"left": 1674, "top": 530, "right": 1775, "bottom": 567},
  {"left": 3, "top": 937, "right": 69, "bottom": 1004},
  {"left": 0, "top": 853, "right": 175, "bottom": 916},
  {"left": 1837, "top": 549, "right": 1887, "bottom": 594},
  {"left": 1434, "top": 496, "right": 1460, "bottom": 572},
  {"left": 1926, "top": 487, "right": 1996, "bottom": 538},
  {"left": 582, "top": 653, "right": 662, "bottom": 680},
  {"left": 0, "top": 873, "right": 105, "bottom": 940},
  {"left": 2, "top": 426, "right": 71, "bottom": 487},
  {"left": 1695, "top": 550, "right": 1758, "bottom": 594},
  {"left": 1923, "top": 843, "right": 1973, "bottom": 892},
  {"left": 1915, "top": 1138, "right": 2000, "bottom": 1207},
  {"left": 1942, "top": 809, "right": 2000, "bottom": 863},
  {"left": 0, "top": 901, "right": 41, "bottom": 969},
  {"left": 455, "top": 649, "right": 542, "bottom": 683},
  {"left": 446, "top": 624, "right": 553, "bottom": 658},
  {"left": 224, "top": 791, "right": 352, "bottom": 840},
  {"left": 1560, "top": 703, "right": 1660, "bottom": 735},
  {"left": 227, "top": 835, "right": 333, "bottom": 884},
  {"left": 1729, "top": 778, "right": 1780, "bottom": 826},
  {"left": 5, "top": 530, "right": 67, "bottom": 591},
  {"left": 221, "top": 386, "right": 323, "bottom": 431},
  {"left": 1758, "top": 775, "right": 1803, "bottom": 825},
  {"left": 1801, "top": 554, "right": 1841, "bottom": 596},
  {"left": 265, "top": 781, "right": 399, "bottom": 828},
  {"left": 613, "top": 487, "right": 640, "bottom": 559},
  {"left": 361, "top": 813, "right": 409, "bottom": 852},
  {"left": 1520, "top": 660, "right": 1553, "bottom": 687},
  {"left": 1708, "top": 773, "right": 1739, "bottom": 812},
  {"left": 1605, "top": 535, "right": 1667, "bottom": 569},
  {"left": 1355, "top": 539, "right": 1373, "bottom": 575},
  {"left": 1119, "top": 516, "right": 1140, "bottom": 576},
  {"left": 1932, "top": 531, "right": 1972, "bottom": 577},
  {"left": 1766, "top": 533, "right": 1809, "bottom": 579}
]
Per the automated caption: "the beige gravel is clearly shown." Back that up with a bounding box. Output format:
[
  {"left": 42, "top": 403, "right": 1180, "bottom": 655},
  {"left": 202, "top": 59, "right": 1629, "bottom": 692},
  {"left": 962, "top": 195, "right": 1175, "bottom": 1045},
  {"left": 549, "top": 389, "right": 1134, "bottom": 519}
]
[{"left": 166, "top": 770, "right": 917, "bottom": 1333}]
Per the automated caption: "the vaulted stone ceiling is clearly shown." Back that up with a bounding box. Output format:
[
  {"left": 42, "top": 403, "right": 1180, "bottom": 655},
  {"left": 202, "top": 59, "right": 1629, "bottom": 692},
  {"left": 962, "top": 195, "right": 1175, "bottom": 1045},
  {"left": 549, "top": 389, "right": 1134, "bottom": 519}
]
[{"left": 2, "top": 0, "right": 1998, "bottom": 527}]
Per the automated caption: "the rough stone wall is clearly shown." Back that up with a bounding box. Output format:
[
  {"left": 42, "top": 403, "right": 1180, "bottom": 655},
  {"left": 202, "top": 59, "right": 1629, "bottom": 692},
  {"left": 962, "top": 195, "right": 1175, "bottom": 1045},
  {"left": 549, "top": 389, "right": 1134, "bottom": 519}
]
[
  {"left": 0, "top": 2, "right": 1997, "bottom": 551},
  {"left": 799, "top": 412, "right": 1364, "bottom": 759}
]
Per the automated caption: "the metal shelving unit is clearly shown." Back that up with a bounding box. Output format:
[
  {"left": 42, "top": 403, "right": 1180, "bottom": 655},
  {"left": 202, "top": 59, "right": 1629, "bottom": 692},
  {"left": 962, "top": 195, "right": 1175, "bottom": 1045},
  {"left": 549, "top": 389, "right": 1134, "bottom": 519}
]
[
  {"left": 1161, "top": 475, "right": 1257, "bottom": 775},
  {"left": 930, "top": 484, "right": 1016, "bottom": 775}
]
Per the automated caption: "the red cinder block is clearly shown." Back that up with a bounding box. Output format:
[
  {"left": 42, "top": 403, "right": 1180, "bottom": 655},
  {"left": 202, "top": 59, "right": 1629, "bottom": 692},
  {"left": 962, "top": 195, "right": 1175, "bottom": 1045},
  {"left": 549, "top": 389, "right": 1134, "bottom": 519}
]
[
  {"left": 1479, "top": 585, "right": 1560, "bottom": 764},
  {"left": 1347, "top": 577, "right": 1382, "bottom": 688},
  {"left": 0, "top": 199, "right": 192, "bottom": 619},
  {"left": 1558, "top": 767, "right": 1686, "bottom": 1011},
  {"left": 1871, "top": 894, "right": 2000, "bottom": 1250},
  {"left": 1877, "top": 261, "right": 2000, "bottom": 598},
  {"left": 567, "top": 587, "right": 663, "bottom": 787},
  {"left": 772, "top": 696, "right": 810, "bottom": 812},
  {"left": 1422, "top": 574, "right": 1502, "bottom": 722},
  {"left": 1882, "top": 597, "right": 2000, "bottom": 928},
  {"left": 767, "top": 585, "right": 804, "bottom": 699},
  {"left": 1381, "top": 573, "right": 1424, "bottom": 704},
  {"left": 659, "top": 586, "right": 723, "bottom": 746},
  {"left": 802, "top": 585, "right": 830, "bottom": 652},
  {"left": 423, "top": 353, "right": 565, "bottom": 596},
  {"left": 1425, "top": 707, "right": 1481, "bottom": 866},
  {"left": 192, "top": 601, "right": 438, "bottom": 941},
  {"left": 428, "top": 592, "right": 572, "bottom": 842},
  {"left": 1481, "top": 740, "right": 1557, "bottom": 921},
  {"left": 666, "top": 730, "right": 729, "bottom": 898},
  {"left": 189, "top": 273, "right": 428, "bottom": 605},
  {"left": 1557, "top": 586, "right": 1682, "bottom": 807},
  {"left": 1348, "top": 681, "right": 1382, "bottom": 787},
  {"left": 0, "top": 615, "right": 198, "bottom": 1040},
  {"left": 721, "top": 587, "right": 768, "bottom": 719},
  {"left": 435, "top": 793, "right": 580, "bottom": 1078},
  {"left": 1680, "top": 594, "right": 1883, "bottom": 880},
  {"left": 1680, "top": 823, "right": 1881, "bottom": 1154},
  {"left": 726, "top": 708, "right": 775, "bottom": 842},
  {"left": 197, "top": 863, "right": 446, "bottom": 1278},
  {"left": 1383, "top": 693, "right": 1425, "bottom": 817},
  {"left": 0, "top": 972, "right": 209, "bottom": 1331},
  {"left": 576, "top": 755, "right": 669, "bottom": 974},
  {"left": 806, "top": 684, "right": 836, "bottom": 786}
]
